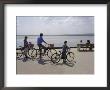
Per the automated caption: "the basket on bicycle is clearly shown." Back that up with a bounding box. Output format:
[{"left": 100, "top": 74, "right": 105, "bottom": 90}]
[{"left": 48, "top": 44, "right": 54, "bottom": 48}]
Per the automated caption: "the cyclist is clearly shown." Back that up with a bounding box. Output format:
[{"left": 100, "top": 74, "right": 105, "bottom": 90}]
[
  {"left": 37, "top": 33, "right": 48, "bottom": 63},
  {"left": 61, "top": 41, "right": 70, "bottom": 64},
  {"left": 23, "top": 36, "right": 29, "bottom": 62}
]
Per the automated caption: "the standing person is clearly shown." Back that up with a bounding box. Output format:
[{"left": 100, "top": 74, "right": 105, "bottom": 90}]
[
  {"left": 37, "top": 33, "right": 48, "bottom": 62},
  {"left": 23, "top": 36, "right": 29, "bottom": 62},
  {"left": 80, "top": 40, "right": 82, "bottom": 43},
  {"left": 86, "top": 40, "right": 91, "bottom": 51},
  {"left": 78, "top": 40, "right": 83, "bottom": 51},
  {"left": 61, "top": 41, "right": 70, "bottom": 64}
]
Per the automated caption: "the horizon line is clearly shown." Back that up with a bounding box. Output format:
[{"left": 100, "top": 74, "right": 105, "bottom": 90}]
[{"left": 17, "top": 34, "right": 94, "bottom": 36}]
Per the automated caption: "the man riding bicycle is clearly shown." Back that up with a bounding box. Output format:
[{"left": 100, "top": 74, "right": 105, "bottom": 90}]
[{"left": 37, "top": 33, "right": 48, "bottom": 61}]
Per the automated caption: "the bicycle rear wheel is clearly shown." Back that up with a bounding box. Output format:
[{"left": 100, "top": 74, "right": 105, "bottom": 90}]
[
  {"left": 28, "top": 48, "right": 37, "bottom": 60},
  {"left": 51, "top": 53, "right": 61, "bottom": 63},
  {"left": 47, "top": 49, "right": 57, "bottom": 59}
]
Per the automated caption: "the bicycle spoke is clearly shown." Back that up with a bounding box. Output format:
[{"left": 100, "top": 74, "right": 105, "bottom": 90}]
[
  {"left": 51, "top": 53, "right": 60, "bottom": 63},
  {"left": 16, "top": 50, "right": 25, "bottom": 60},
  {"left": 67, "top": 52, "right": 75, "bottom": 62},
  {"left": 28, "top": 49, "right": 37, "bottom": 60},
  {"left": 47, "top": 49, "right": 57, "bottom": 59}
]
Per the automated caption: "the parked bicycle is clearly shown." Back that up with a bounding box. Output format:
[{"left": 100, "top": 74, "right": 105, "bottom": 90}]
[{"left": 51, "top": 49, "right": 76, "bottom": 66}]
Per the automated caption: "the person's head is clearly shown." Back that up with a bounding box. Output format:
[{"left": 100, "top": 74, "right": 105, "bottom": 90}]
[
  {"left": 40, "top": 33, "right": 43, "bottom": 37},
  {"left": 80, "top": 40, "right": 82, "bottom": 43},
  {"left": 64, "top": 41, "right": 67, "bottom": 45},
  {"left": 87, "top": 40, "right": 90, "bottom": 43},
  {"left": 87, "top": 40, "right": 90, "bottom": 44},
  {"left": 25, "top": 36, "right": 27, "bottom": 40}
]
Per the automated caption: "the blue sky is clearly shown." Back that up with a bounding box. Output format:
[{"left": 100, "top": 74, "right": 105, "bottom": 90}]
[{"left": 16, "top": 16, "right": 94, "bottom": 35}]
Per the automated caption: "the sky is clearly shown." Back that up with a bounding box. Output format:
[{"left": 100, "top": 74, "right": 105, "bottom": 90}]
[{"left": 16, "top": 16, "right": 94, "bottom": 35}]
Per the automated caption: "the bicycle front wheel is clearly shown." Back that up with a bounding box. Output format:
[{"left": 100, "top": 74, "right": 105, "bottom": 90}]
[
  {"left": 51, "top": 53, "right": 61, "bottom": 63},
  {"left": 16, "top": 50, "right": 25, "bottom": 60},
  {"left": 67, "top": 52, "right": 75, "bottom": 63}
]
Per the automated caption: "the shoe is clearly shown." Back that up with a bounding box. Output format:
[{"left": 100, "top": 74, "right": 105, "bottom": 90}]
[{"left": 38, "top": 59, "right": 45, "bottom": 65}]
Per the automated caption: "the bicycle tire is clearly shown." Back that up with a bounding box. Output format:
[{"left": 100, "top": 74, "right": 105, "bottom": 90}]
[
  {"left": 28, "top": 48, "right": 37, "bottom": 60},
  {"left": 51, "top": 53, "right": 61, "bottom": 63},
  {"left": 16, "top": 50, "right": 25, "bottom": 60},
  {"left": 47, "top": 49, "right": 57, "bottom": 59},
  {"left": 66, "top": 52, "right": 75, "bottom": 63}
]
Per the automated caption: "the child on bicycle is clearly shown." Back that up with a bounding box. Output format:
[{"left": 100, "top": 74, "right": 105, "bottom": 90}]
[{"left": 61, "top": 41, "right": 70, "bottom": 64}]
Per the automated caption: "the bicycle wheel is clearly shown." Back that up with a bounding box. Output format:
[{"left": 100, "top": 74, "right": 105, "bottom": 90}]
[
  {"left": 28, "top": 48, "right": 37, "bottom": 60},
  {"left": 16, "top": 50, "right": 25, "bottom": 60},
  {"left": 47, "top": 49, "right": 57, "bottom": 59},
  {"left": 66, "top": 52, "right": 75, "bottom": 63},
  {"left": 51, "top": 53, "right": 61, "bottom": 63}
]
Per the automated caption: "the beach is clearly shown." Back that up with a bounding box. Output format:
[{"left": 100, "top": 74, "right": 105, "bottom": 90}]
[{"left": 16, "top": 48, "right": 94, "bottom": 74}]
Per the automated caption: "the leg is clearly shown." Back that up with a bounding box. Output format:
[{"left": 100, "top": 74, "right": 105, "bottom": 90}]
[
  {"left": 38, "top": 45, "right": 42, "bottom": 60},
  {"left": 61, "top": 53, "right": 67, "bottom": 63},
  {"left": 40, "top": 44, "right": 47, "bottom": 53},
  {"left": 23, "top": 48, "right": 28, "bottom": 61}
]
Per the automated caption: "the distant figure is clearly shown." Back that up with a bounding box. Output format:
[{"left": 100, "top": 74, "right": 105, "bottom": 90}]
[
  {"left": 86, "top": 40, "right": 91, "bottom": 51},
  {"left": 61, "top": 41, "right": 70, "bottom": 64},
  {"left": 80, "top": 40, "right": 82, "bottom": 43},
  {"left": 86, "top": 40, "right": 90, "bottom": 45},
  {"left": 77, "top": 40, "right": 83, "bottom": 51},
  {"left": 23, "top": 36, "right": 29, "bottom": 61},
  {"left": 37, "top": 33, "right": 48, "bottom": 61}
]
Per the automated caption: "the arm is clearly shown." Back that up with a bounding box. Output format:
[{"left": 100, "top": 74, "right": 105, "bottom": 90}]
[
  {"left": 67, "top": 46, "right": 70, "bottom": 52},
  {"left": 41, "top": 37, "right": 47, "bottom": 44}
]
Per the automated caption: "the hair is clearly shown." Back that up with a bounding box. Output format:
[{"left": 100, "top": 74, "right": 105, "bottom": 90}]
[
  {"left": 64, "top": 41, "right": 67, "bottom": 44},
  {"left": 25, "top": 36, "right": 27, "bottom": 38},
  {"left": 40, "top": 33, "right": 43, "bottom": 36},
  {"left": 87, "top": 40, "right": 90, "bottom": 44}
]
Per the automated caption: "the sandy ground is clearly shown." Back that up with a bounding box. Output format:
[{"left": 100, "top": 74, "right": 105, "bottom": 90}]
[{"left": 16, "top": 48, "right": 94, "bottom": 74}]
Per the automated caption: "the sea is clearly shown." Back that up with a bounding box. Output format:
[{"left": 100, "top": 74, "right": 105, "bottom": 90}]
[{"left": 16, "top": 35, "right": 94, "bottom": 48}]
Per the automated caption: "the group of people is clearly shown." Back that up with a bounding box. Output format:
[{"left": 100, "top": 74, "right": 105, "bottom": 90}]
[
  {"left": 23, "top": 33, "right": 70, "bottom": 64},
  {"left": 79, "top": 40, "right": 93, "bottom": 51},
  {"left": 80, "top": 40, "right": 91, "bottom": 44}
]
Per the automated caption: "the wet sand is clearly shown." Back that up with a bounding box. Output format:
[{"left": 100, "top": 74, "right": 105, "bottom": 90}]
[{"left": 16, "top": 48, "right": 94, "bottom": 74}]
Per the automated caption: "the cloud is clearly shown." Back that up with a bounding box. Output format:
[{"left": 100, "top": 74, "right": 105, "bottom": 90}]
[{"left": 17, "top": 16, "right": 94, "bottom": 35}]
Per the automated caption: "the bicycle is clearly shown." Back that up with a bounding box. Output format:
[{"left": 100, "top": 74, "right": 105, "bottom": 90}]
[
  {"left": 51, "top": 48, "right": 76, "bottom": 66},
  {"left": 29, "top": 44, "right": 57, "bottom": 61},
  {"left": 16, "top": 44, "right": 35, "bottom": 61},
  {"left": 16, "top": 46, "right": 26, "bottom": 60}
]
